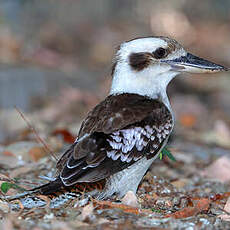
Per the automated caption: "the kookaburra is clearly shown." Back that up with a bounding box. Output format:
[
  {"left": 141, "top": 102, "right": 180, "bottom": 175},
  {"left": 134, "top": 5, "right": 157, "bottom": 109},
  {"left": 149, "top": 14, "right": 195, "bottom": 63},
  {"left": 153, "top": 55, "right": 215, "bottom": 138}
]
[{"left": 14, "top": 37, "right": 229, "bottom": 200}]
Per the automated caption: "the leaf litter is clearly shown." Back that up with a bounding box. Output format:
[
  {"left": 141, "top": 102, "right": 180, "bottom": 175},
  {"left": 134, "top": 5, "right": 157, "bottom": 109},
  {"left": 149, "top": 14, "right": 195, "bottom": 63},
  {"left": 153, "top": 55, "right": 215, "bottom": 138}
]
[{"left": 1, "top": 136, "right": 230, "bottom": 229}]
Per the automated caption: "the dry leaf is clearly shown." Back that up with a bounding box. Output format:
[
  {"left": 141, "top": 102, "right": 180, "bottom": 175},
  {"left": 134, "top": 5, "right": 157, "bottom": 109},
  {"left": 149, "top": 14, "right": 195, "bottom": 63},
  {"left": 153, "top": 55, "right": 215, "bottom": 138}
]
[
  {"left": 2, "top": 141, "right": 47, "bottom": 162},
  {"left": 218, "top": 197, "right": 230, "bottom": 221},
  {"left": 179, "top": 114, "right": 197, "bottom": 127},
  {"left": 165, "top": 198, "right": 210, "bottom": 219},
  {"left": 28, "top": 146, "right": 46, "bottom": 162},
  {"left": 52, "top": 129, "right": 75, "bottom": 143},
  {"left": 171, "top": 178, "right": 189, "bottom": 189},
  {"left": 201, "top": 156, "right": 230, "bottom": 183}
]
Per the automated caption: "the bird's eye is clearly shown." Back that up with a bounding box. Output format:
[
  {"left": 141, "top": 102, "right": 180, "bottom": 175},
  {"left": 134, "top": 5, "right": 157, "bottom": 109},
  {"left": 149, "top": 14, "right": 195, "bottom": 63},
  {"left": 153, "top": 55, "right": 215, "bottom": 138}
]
[{"left": 153, "top": 47, "right": 167, "bottom": 59}]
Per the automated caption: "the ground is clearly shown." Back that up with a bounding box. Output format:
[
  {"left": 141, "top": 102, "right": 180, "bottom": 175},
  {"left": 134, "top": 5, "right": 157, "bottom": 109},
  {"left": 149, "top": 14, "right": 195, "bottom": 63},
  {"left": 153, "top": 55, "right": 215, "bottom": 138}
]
[
  {"left": 0, "top": 107, "right": 230, "bottom": 229},
  {"left": 0, "top": 1, "right": 230, "bottom": 229}
]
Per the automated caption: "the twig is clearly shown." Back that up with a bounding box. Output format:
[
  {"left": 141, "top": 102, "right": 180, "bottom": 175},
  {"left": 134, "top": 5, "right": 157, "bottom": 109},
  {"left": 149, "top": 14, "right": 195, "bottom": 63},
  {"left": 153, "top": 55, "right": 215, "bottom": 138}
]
[{"left": 15, "top": 106, "right": 58, "bottom": 161}]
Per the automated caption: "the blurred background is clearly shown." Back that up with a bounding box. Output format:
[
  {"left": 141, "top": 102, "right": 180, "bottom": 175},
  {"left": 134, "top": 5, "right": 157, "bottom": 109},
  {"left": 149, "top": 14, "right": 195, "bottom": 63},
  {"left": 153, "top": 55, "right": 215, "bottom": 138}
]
[{"left": 0, "top": 0, "right": 230, "bottom": 149}]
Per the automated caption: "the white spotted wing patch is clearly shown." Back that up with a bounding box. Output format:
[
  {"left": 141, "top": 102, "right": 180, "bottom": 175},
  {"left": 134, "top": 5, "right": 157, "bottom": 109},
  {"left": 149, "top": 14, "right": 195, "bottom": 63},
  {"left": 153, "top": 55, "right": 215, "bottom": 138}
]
[
  {"left": 57, "top": 94, "right": 174, "bottom": 185},
  {"left": 106, "top": 119, "right": 173, "bottom": 163}
]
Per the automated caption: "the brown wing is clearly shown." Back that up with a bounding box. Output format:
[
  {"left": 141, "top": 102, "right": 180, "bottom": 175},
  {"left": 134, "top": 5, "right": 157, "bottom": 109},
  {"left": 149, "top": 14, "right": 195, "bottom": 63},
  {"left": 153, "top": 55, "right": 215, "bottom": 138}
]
[{"left": 57, "top": 93, "right": 173, "bottom": 186}]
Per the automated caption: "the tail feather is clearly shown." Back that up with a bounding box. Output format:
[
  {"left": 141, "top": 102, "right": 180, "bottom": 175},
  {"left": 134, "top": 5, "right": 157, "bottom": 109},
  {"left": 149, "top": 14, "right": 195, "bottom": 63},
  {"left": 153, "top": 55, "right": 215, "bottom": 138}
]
[
  {"left": 2, "top": 178, "right": 63, "bottom": 201},
  {"left": 1, "top": 178, "right": 106, "bottom": 202},
  {"left": 30, "top": 178, "right": 63, "bottom": 195}
]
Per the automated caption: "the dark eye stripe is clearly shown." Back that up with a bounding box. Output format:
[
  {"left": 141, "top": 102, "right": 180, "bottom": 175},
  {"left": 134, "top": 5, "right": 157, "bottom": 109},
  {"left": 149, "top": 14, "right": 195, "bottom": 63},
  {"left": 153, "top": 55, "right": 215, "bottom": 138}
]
[{"left": 129, "top": 52, "right": 152, "bottom": 71}]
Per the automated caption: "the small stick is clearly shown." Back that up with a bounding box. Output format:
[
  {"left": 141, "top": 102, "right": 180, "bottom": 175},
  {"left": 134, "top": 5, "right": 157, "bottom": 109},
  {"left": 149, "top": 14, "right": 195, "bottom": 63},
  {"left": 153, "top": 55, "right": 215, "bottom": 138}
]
[{"left": 15, "top": 106, "right": 58, "bottom": 161}]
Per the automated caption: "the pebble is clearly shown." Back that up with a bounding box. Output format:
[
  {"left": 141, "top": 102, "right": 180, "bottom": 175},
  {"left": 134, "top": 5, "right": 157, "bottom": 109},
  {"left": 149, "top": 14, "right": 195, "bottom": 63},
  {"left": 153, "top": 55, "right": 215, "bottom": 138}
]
[{"left": 121, "top": 191, "right": 139, "bottom": 208}]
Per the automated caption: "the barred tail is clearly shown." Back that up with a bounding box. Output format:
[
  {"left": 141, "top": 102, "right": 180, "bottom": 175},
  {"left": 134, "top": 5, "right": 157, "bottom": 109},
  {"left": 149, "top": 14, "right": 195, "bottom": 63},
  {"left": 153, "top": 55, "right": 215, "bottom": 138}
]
[
  {"left": 2, "top": 178, "right": 63, "bottom": 201},
  {"left": 1, "top": 178, "right": 106, "bottom": 201}
]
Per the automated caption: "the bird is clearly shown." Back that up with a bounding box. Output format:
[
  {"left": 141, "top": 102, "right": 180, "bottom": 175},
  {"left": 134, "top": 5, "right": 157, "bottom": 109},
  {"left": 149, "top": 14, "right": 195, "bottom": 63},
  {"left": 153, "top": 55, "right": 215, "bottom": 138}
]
[{"left": 8, "top": 36, "right": 228, "bottom": 201}]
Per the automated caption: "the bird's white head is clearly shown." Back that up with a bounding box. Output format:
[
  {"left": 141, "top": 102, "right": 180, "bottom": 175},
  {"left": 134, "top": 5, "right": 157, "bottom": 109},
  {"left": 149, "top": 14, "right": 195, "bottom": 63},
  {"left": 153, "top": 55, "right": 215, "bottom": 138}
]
[{"left": 110, "top": 36, "right": 227, "bottom": 108}]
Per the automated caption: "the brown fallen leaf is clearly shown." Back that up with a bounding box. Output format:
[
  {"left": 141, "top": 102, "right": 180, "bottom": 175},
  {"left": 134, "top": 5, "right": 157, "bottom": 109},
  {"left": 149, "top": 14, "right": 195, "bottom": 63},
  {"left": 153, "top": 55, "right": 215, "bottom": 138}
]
[
  {"left": 2, "top": 141, "right": 51, "bottom": 163},
  {"left": 52, "top": 128, "right": 76, "bottom": 143},
  {"left": 179, "top": 114, "right": 197, "bottom": 128},
  {"left": 210, "top": 192, "right": 230, "bottom": 202},
  {"left": 93, "top": 199, "right": 140, "bottom": 215},
  {"left": 92, "top": 199, "right": 152, "bottom": 215},
  {"left": 218, "top": 197, "right": 230, "bottom": 221},
  {"left": 200, "top": 156, "right": 230, "bottom": 183},
  {"left": 2, "top": 151, "right": 15, "bottom": 157},
  {"left": 28, "top": 146, "right": 47, "bottom": 162},
  {"left": 171, "top": 178, "right": 189, "bottom": 189},
  {"left": 165, "top": 198, "right": 210, "bottom": 219}
]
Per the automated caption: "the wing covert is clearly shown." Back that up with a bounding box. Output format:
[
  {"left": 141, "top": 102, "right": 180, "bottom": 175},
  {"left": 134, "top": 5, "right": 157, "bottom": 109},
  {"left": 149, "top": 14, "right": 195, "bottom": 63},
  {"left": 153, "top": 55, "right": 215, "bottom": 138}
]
[{"left": 57, "top": 93, "right": 173, "bottom": 186}]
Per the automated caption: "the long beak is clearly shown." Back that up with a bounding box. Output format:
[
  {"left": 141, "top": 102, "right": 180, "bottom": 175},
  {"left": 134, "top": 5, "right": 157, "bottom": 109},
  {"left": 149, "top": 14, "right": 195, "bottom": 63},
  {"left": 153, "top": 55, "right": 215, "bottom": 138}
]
[{"left": 163, "top": 53, "right": 228, "bottom": 73}]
